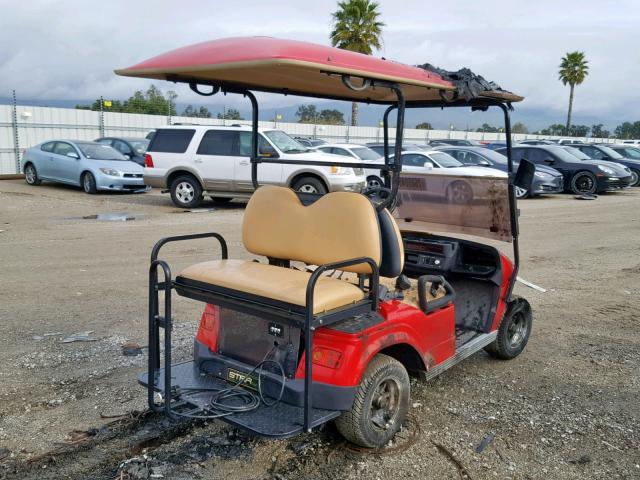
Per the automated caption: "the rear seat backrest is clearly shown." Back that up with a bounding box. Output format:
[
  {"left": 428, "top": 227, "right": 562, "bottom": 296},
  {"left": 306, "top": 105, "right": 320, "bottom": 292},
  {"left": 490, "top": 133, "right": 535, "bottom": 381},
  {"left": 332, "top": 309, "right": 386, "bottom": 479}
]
[{"left": 242, "top": 186, "right": 381, "bottom": 274}]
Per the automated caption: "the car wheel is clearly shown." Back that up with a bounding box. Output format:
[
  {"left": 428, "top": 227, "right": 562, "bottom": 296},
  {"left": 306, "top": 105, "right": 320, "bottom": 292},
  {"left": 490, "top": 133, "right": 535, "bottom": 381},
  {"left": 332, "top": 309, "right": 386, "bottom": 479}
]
[
  {"left": 485, "top": 296, "right": 532, "bottom": 360},
  {"left": 570, "top": 171, "right": 597, "bottom": 195},
  {"left": 367, "top": 175, "right": 384, "bottom": 189},
  {"left": 210, "top": 197, "right": 233, "bottom": 205},
  {"left": 515, "top": 186, "right": 529, "bottom": 199},
  {"left": 335, "top": 354, "right": 410, "bottom": 448},
  {"left": 446, "top": 180, "right": 473, "bottom": 204},
  {"left": 170, "top": 175, "right": 203, "bottom": 208},
  {"left": 24, "top": 163, "right": 41, "bottom": 185},
  {"left": 629, "top": 169, "right": 640, "bottom": 187},
  {"left": 292, "top": 176, "right": 327, "bottom": 194},
  {"left": 82, "top": 172, "right": 97, "bottom": 194}
]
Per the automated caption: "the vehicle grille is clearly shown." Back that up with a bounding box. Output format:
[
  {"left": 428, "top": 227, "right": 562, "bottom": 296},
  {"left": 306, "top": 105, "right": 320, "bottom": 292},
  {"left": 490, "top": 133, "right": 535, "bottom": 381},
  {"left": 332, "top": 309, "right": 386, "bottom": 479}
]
[
  {"left": 604, "top": 179, "right": 630, "bottom": 189},
  {"left": 354, "top": 168, "right": 364, "bottom": 175},
  {"left": 123, "top": 173, "right": 143, "bottom": 178},
  {"left": 123, "top": 184, "right": 144, "bottom": 190}
]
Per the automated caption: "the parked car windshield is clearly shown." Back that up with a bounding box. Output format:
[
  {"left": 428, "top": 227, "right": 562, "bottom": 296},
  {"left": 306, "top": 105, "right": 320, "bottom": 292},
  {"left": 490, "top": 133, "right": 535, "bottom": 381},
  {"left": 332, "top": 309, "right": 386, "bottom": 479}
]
[
  {"left": 77, "top": 143, "right": 127, "bottom": 160},
  {"left": 264, "top": 130, "right": 308, "bottom": 153},
  {"left": 429, "top": 152, "right": 463, "bottom": 167},
  {"left": 351, "top": 147, "right": 382, "bottom": 161},
  {"left": 129, "top": 140, "right": 150, "bottom": 155},
  {"left": 597, "top": 146, "right": 624, "bottom": 159},
  {"left": 563, "top": 147, "right": 591, "bottom": 160}
]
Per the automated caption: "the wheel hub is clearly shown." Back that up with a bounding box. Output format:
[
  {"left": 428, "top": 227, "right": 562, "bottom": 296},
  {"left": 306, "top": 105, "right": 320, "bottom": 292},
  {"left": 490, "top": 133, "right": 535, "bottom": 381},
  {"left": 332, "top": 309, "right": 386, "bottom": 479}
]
[
  {"left": 370, "top": 379, "right": 400, "bottom": 430},
  {"left": 507, "top": 312, "right": 527, "bottom": 348},
  {"left": 176, "top": 182, "right": 195, "bottom": 202},
  {"left": 298, "top": 184, "right": 318, "bottom": 194}
]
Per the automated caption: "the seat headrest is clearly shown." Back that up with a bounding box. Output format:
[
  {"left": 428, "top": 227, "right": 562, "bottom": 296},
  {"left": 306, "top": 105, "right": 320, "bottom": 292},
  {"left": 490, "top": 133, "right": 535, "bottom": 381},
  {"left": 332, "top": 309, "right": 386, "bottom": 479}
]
[{"left": 242, "top": 186, "right": 381, "bottom": 274}]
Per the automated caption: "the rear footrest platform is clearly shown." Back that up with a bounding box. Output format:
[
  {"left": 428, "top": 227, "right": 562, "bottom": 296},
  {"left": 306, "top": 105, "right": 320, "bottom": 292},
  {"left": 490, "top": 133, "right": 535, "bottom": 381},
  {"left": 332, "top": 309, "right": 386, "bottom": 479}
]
[{"left": 139, "top": 361, "right": 341, "bottom": 438}]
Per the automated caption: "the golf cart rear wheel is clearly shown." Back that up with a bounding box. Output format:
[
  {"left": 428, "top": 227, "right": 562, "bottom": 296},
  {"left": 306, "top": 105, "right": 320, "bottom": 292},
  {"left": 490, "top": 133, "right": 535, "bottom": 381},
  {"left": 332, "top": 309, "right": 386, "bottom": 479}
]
[
  {"left": 570, "top": 171, "right": 597, "bottom": 195},
  {"left": 170, "top": 174, "right": 202, "bottom": 208},
  {"left": 335, "top": 354, "right": 410, "bottom": 448},
  {"left": 24, "top": 163, "right": 41, "bottom": 185},
  {"left": 292, "top": 176, "right": 327, "bottom": 195},
  {"left": 485, "top": 296, "right": 532, "bottom": 360}
]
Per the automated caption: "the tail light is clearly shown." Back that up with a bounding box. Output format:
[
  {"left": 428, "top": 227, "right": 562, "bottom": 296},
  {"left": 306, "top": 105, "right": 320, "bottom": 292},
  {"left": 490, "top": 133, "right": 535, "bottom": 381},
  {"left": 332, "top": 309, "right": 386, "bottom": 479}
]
[
  {"left": 195, "top": 304, "right": 220, "bottom": 351},
  {"left": 144, "top": 154, "right": 154, "bottom": 168},
  {"left": 312, "top": 347, "right": 343, "bottom": 369}
]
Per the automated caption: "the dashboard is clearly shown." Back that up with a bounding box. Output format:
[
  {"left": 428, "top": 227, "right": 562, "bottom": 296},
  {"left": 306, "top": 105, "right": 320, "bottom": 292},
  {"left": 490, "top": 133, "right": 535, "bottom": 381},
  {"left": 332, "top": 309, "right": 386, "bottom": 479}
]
[{"left": 402, "top": 233, "right": 500, "bottom": 279}]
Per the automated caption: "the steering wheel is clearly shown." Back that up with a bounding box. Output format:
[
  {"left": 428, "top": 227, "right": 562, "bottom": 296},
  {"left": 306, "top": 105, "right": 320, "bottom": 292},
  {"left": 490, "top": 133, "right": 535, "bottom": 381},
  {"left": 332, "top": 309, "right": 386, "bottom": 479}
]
[{"left": 361, "top": 185, "right": 394, "bottom": 210}]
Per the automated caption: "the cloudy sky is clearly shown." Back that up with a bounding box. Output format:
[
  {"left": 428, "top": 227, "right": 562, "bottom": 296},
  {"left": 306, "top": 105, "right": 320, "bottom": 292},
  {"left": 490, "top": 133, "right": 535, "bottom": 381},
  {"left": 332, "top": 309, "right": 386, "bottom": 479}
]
[{"left": 1, "top": 0, "right": 639, "bottom": 129}]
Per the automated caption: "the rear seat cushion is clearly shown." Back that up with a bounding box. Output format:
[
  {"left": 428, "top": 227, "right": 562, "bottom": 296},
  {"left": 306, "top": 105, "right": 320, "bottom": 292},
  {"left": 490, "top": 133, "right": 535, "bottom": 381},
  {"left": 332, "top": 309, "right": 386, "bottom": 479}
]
[
  {"left": 176, "top": 259, "right": 366, "bottom": 314},
  {"left": 242, "top": 186, "right": 381, "bottom": 274}
]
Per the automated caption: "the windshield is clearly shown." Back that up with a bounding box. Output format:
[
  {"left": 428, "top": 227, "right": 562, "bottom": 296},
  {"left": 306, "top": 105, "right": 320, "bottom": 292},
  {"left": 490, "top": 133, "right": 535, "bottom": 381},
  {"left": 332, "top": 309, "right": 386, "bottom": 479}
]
[
  {"left": 546, "top": 147, "right": 585, "bottom": 163},
  {"left": 619, "top": 147, "right": 640, "bottom": 159},
  {"left": 429, "top": 152, "right": 463, "bottom": 167},
  {"left": 129, "top": 140, "right": 149, "bottom": 155},
  {"left": 563, "top": 147, "right": 590, "bottom": 160},
  {"left": 77, "top": 143, "right": 127, "bottom": 160},
  {"left": 264, "top": 130, "right": 308, "bottom": 153},
  {"left": 352, "top": 147, "right": 382, "bottom": 161},
  {"left": 598, "top": 146, "right": 623, "bottom": 159}
]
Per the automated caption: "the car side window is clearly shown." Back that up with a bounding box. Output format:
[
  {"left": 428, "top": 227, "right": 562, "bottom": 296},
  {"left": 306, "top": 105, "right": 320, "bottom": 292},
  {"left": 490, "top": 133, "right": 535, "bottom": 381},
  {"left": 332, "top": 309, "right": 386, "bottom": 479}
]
[
  {"left": 581, "top": 146, "right": 605, "bottom": 159},
  {"left": 113, "top": 140, "right": 132, "bottom": 155},
  {"left": 148, "top": 129, "right": 195, "bottom": 153},
  {"left": 521, "top": 148, "right": 544, "bottom": 163},
  {"left": 53, "top": 142, "right": 77, "bottom": 157},
  {"left": 401, "top": 153, "right": 426, "bottom": 167},
  {"left": 41, "top": 142, "right": 55, "bottom": 152},
  {"left": 198, "top": 130, "right": 238, "bottom": 156},
  {"left": 332, "top": 148, "right": 349, "bottom": 156},
  {"left": 238, "top": 132, "right": 268, "bottom": 157}
]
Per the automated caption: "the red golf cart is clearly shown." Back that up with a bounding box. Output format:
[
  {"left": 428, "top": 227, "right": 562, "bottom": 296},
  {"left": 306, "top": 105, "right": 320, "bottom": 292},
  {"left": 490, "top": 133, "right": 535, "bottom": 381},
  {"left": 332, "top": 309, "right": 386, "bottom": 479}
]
[{"left": 116, "top": 37, "right": 533, "bottom": 448}]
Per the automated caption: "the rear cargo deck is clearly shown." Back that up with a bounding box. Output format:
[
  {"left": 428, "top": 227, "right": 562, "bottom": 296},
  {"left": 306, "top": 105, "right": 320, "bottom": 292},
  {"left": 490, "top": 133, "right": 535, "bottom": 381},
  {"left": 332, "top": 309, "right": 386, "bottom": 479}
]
[{"left": 139, "top": 361, "right": 341, "bottom": 438}]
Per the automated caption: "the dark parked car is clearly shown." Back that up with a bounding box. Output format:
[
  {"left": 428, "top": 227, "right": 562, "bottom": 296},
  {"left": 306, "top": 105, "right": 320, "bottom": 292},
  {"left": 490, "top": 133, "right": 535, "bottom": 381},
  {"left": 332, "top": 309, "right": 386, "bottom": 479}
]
[
  {"left": 427, "top": 139, "right": 485, "bottom": 147},
  {"left": 293, "top": 137, "right": 327, "bottom": 148},
  {"left": 517, "top": 139, "right": 555, "bottom": 145},
  {"left": 436, "top": 146, "right": 563, "bottom": 198},
  {"left": 484, "top": 141, "right": 507, "bottom": 150},
  {"left": 568, "top": 144, "right": 640, "bottom": 187},
  {"left": 95, "top": 137, "right": 150, "bottom": 166},
  {"left": 496, "top": 145, "right": 633, "bottom": 194},
  {"left": 608, "top": 144, "right": 640, "bottom": 161}
]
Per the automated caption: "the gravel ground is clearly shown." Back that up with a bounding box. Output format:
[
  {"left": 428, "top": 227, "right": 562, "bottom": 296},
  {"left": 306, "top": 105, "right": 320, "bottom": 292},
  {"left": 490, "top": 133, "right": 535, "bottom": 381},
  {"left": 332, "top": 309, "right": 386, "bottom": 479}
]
[{"left": 0, "top": 179, "right": 638, "bottom": 479}]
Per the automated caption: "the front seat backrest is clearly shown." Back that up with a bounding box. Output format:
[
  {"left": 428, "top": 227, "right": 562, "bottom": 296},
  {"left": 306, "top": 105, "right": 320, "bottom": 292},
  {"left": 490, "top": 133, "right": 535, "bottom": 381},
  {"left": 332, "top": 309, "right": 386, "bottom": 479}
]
[
  {"left": 242, "top": 186, "right": 381, "bottom": 274},
  {"left": 378, "top": 208, "right": 404, "bottom": 278}
]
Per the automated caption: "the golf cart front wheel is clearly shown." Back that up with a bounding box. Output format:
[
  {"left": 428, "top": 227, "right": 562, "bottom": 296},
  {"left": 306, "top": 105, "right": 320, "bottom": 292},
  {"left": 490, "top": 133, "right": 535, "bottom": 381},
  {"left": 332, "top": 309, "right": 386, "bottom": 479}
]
[
  {"left": 485, "top": 296, "right": 532, "bottom": 360},
  {"left": 335, "top": 354, "right": 410, "bottom": 448}
]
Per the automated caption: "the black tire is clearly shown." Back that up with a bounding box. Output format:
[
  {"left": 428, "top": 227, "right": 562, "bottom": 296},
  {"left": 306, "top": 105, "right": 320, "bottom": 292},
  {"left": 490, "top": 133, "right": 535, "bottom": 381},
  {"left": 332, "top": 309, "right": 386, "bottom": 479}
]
[
  {"left": 170, "top": 174, "right": 202, "bottom": 208},
  {"left": 24, "top": 163, "right": 41, "bottom": 185},
  {"left": 210, "top": 197, "right": 233, "bottom": 204},
  {"left": 292, "top": 176, "right": 327, "bottom": 195},
  {"left": 485, "top": 296, "right": 532, "bottom": 360},
  {"left": 366, "top": 175, "right": 384, "bottom": 189},
  {"left": 446, "top": 180, "right": 473, "bottom": 204},
  {"left": 82, "top": 171, "right": 97, "bottom": 194},
  {"left": 629, "top": 169, "right": 640, "bottom": 187},
  {"left": 570, "top": 171, "right": 597, "bottom": 195},
  {"left": 335, "top": 354, "right": 410, "bottom": 448}
]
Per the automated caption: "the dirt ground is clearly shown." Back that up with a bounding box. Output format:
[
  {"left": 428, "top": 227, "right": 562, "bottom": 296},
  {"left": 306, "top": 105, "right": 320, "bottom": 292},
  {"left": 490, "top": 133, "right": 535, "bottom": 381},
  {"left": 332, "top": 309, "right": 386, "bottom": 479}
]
[{"left": 0, "top": 179, "right": 638, "bottom": 480}]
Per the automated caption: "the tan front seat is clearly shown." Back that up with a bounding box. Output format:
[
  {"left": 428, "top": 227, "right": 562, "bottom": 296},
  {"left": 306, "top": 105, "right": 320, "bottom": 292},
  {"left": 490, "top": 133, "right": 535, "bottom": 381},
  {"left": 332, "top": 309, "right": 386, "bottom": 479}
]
[{"left": 175, "top": 186, "right": 382, "bottom": 314}]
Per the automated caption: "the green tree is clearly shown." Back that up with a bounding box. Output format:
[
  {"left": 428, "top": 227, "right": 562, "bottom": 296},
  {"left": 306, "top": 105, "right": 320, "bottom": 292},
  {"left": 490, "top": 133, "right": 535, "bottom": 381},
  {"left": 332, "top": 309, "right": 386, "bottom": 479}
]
[
  {"left": 182, "top": 105, "right": 212, "bottom": 118},
  {"left": 296, "top": 104, "right": 319, "bottom": 123},
  {"left": 217, "top": 108, "right": 243, "bottom": 120},
  {"left": 590, "top": 123, "right": 609, "bottom": 138},
  {"left": 511, "top": 122, "right": 529, "bottom": 134},
  {"left": 558, "top": 51, "right": 589, "bottom": 132},
  {"left": 568, "top": 124, "right": 589, "bottom": 137},
  {"left": 75, "top": 85, "right": 177, "bottom": 115},
  {"left": 415, "top": 122, "right": 433, "bottom": 130},
  {"left": 330, "top": 0, "right": 384, "bottom": 126},
  {"left": 318, "top": 109, "right": 345, "bottom": 125},
  {"left": 476, "top": 123, "right": 500, "bottom": 133}
]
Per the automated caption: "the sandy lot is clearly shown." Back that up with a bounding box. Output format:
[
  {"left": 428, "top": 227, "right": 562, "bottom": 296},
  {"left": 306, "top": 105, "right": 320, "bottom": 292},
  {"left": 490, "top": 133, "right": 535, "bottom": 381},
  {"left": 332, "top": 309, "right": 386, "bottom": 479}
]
[{"left": 0, "top": 179, "right": 638, "bottom": 479}]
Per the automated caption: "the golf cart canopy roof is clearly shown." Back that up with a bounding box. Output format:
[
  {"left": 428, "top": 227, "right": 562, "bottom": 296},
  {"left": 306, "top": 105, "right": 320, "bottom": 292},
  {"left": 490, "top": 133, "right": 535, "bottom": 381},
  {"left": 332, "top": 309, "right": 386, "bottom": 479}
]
[{"left": 116, "top": 37, "right": 523, "bottom": 105}]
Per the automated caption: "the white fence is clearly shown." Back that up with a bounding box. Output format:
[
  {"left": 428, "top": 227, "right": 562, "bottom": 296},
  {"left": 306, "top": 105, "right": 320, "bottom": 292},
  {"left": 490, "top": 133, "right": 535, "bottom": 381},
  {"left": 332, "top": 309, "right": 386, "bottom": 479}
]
[{"left": 0, "top": 104, "right": 614, "bottom": 174}]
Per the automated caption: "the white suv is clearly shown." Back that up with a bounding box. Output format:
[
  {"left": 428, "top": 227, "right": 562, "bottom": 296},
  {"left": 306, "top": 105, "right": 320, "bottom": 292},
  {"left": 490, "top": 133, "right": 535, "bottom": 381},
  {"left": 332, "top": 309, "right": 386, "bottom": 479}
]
[{"left": 143, "top": 125, "right": 366, "bottom": 208}]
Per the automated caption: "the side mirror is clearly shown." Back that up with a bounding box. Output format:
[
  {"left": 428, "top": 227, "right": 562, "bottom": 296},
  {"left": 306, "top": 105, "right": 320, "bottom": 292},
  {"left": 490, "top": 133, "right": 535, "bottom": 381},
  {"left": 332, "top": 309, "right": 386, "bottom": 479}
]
[
  {"left": 423, "top": 162, "right": 434, "bottom": 170},
  {"left": 259, "top": 145, "right": 278, "bottom": 158},
  {"left": 66, "top": 152, "right": 80, "bottom": 159}
]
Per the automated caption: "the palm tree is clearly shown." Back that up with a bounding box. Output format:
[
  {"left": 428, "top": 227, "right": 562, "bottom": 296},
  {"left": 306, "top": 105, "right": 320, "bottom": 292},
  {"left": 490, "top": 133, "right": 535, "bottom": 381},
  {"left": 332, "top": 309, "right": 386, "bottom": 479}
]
[
  {"left": 558, "top": 51, "right": 589, "bottom": 134},
  {"left": 330, "top": 0, "right": 384, "bottom": 126}
]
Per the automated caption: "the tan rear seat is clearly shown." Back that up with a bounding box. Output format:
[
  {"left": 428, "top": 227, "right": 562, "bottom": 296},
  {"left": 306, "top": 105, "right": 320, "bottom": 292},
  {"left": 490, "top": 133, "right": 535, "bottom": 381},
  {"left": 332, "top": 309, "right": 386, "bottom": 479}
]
[{"left": 175, "top": 186, "right": 382, "bottom": 313}]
